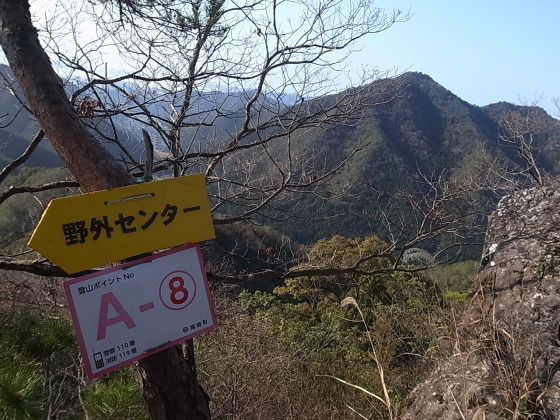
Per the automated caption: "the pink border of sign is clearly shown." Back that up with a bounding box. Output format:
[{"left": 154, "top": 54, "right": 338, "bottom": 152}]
[{"left": 64, "top": 243, "right": 217, "bottom": 379}]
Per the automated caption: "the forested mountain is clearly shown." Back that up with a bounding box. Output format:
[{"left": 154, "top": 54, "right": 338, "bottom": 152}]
[
  {"left": 262, "top": 72, "right": 560, "bottom": 247},
  {"left": 0, "top": 53, "right": 560, "bottom": 419},
  {"left": 2, "top": 70, "right": 559, "bottom": 254}
]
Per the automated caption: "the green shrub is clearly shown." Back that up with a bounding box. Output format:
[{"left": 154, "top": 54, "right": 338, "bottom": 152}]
[
  {"left": 0, "top": 309, "right": 146, "bottom": 419},
  {"left": 81, "top": 369, "right": 148, "bottom": 420}
]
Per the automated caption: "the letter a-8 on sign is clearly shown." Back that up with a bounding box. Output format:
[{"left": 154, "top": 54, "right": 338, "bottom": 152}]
[{"left": 64, "top": 244, "right": 217, "bottom": 379}]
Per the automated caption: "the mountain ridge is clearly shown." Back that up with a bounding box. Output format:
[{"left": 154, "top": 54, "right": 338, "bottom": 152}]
[
  {"left": 1, "top": 67, "right": 558, "bottom": 255},
  {"left": 262, "top": 71, "right": 560, "bottom": 249}
]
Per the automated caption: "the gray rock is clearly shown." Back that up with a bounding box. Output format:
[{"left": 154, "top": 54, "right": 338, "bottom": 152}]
[{"left": 401, "top": 185, "right": 560, "bottom": 419}]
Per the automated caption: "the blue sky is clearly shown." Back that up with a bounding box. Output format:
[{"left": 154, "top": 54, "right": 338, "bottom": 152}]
[
  {"left": 5, "top": 1, "right": 559, "bottom": 116},
  {"left": 355, "top": 0, "right": 560, "bottom": 115}
]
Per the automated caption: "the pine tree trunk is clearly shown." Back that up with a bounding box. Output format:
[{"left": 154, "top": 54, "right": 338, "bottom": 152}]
[
  {"left": 0, "top": 1, "right": 211, "bottom": 418},
  {"left": 137, "top": 347, "right": 210, "bottom": 420},
  {"left": 0, "top": 0, "right": 133, "bottom": 192}
]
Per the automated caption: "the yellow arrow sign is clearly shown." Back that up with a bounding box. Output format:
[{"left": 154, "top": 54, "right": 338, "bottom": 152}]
[{"left": 28, "top": 174, "right": 215, "bottom": 274}]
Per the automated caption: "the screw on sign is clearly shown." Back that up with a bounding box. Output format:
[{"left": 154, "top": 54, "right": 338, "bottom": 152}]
[
  {"left": 29, "top": 174, "right": 216, "bottom": 274},
  {"left": 64, "top": 244, "right": 217, "bottom": 379}
]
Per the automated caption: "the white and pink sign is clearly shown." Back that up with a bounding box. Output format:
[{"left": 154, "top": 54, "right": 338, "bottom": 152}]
[{"left": 64, "top": 243, "right": 217, "bottom": 379}]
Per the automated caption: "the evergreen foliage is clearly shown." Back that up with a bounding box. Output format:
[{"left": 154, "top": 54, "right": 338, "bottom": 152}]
[
  {"left": 0, "top": 309, "right": 147, "bottom": 419},
  {"left": 81, "top": 370, "right": 148, "bottom": 419},
  {"left": 227, "top": 235, "right": 459, "bottom": 416}
]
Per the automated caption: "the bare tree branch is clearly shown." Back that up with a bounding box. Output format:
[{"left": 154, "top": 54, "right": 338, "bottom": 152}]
[
  {"left": 31, "top": 0, "right": 407, "bottom": 230},
  {"left": 498, "top": 105, "right": 550, "bottom": 186},
  {"left": 0, "top": 129, "right": 45, "bottom": 184},
  {"left": 0, "top": 256, "right": 70, "bottom": 277},
  {"left": 0, "top": 180, "right": 80, "bottom": 206}
]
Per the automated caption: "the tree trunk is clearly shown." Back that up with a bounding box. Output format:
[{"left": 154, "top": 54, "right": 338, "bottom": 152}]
[
  {"left": 137, "top": 347, "right": 210, "bottom": 420},
  {"left": 0, "top": 1, "right": 211, "bottom": 418},
  {"left": 0, "top": 0, "right": 133, "bottom": 192}
]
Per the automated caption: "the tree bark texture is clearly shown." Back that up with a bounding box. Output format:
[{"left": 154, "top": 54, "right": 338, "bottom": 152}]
[
  {"left": 137, "top": 347, "right": 211, "bottom": 420},
  {"left": 0, "top": 0, "right": 134, "bottom": 192},
  {"left": 0, "top": 1, "right": 211, "bottom": 418}
]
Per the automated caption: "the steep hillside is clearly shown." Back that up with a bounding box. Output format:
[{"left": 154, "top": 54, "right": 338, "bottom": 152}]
[{"left": 265, "top": 72, "right": 560, "bottom": 252}]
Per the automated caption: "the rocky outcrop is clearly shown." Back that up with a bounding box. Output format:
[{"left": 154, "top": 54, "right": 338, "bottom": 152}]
[{"left": 401, "top": 185, "right": 560, "bottom": 419}]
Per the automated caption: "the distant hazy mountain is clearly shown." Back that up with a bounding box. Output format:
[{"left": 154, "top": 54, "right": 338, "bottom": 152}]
[{"left": 0, "top": 63, "right": 300, "bottom": 168}]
